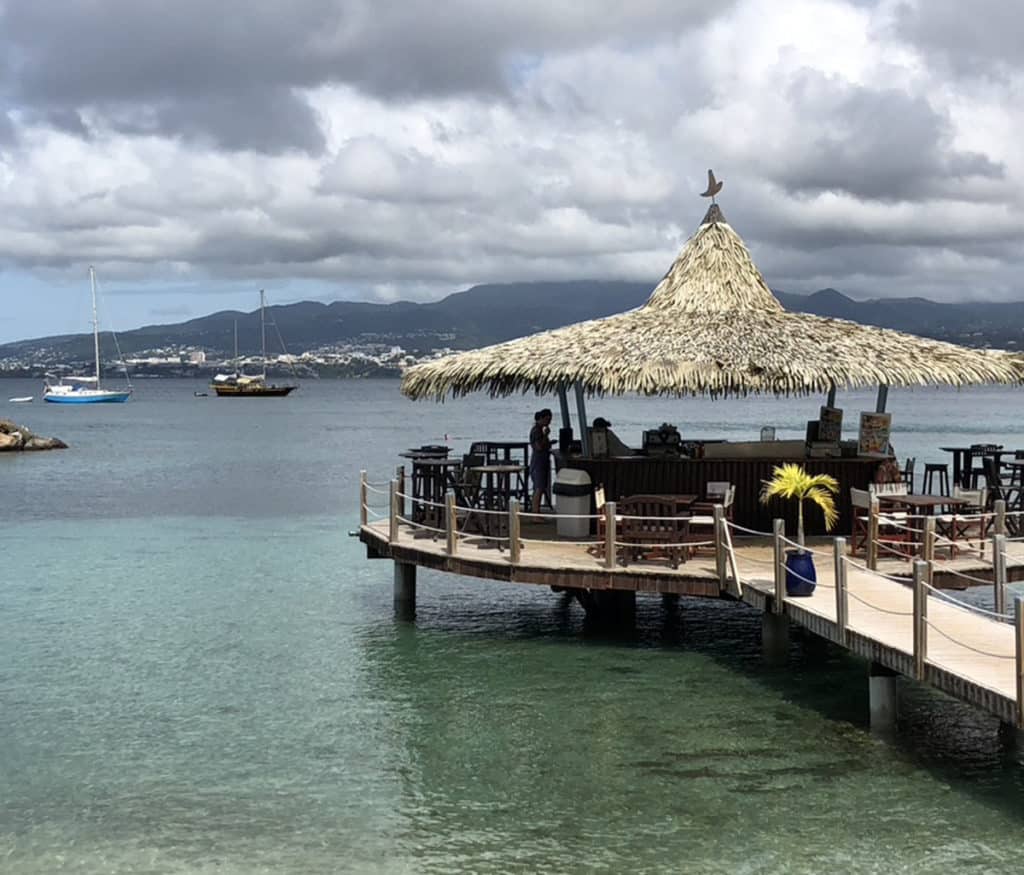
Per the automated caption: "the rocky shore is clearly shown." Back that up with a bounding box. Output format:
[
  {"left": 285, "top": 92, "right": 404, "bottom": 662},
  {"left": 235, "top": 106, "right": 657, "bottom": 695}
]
[{"left": 0, "top": 419, "right": 68, "bottom": 451}]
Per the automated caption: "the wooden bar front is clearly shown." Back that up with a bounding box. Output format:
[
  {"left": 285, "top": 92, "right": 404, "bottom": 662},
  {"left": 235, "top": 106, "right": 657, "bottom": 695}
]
[{"left": 563, "top": 456, "right": 882, "bottom": 536}]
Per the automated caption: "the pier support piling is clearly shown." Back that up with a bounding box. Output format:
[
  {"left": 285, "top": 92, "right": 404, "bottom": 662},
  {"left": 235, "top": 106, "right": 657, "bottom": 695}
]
[
  {"left": 393, "top": 560, "right": 417, "bottom": 618},
  {"left": 761, "top": 612, "right": 789, "bottom": 665},
  {"left": 868, "top": 662, "right": 900, "bottom": 735}
]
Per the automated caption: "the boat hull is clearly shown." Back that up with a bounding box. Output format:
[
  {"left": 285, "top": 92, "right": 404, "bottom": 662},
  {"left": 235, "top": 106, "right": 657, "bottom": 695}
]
[
  {"left": 211, "top": 384, "right": 295, "bottom": 397},
  {"left": 44, "top": 391, "right": 131, "bottom": 404}
]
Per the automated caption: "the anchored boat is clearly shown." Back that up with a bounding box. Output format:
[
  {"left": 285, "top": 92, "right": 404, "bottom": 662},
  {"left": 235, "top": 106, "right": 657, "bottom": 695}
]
[
  {"left": 43, "top": 267, "right": 132, "bottom": 404},
  {"left": 210, "top": 290, "right": 296, "bottom": 397}
]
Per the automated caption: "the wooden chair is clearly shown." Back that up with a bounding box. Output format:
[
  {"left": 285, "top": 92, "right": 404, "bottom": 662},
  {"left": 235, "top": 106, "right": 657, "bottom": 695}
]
[
  {"left": 617, "top": 495, "right": 690, "bottom": 569},
  {"left": 690, "top": 481, "right": 734, "bottom": 521},
  {"left": 936, "top": 487, "right": 987, "bottom": 558},
  {"left": 686, "top": 485, "right": 734, "bottom": 556},
  {"left": 851, "top": 487, "right": 912, "bottom": 559},
  {"left": 901, "top": 457, "right": 916, "bottom": 494}
]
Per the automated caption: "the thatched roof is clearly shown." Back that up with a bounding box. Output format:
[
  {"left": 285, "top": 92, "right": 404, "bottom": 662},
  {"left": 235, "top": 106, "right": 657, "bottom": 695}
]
[{"left": 402, "top": 204, "right": 1022, "bottom": 400}]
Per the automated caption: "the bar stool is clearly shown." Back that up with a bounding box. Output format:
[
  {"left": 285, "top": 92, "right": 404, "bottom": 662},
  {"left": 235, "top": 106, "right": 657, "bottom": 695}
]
[
  {"left": 923, "top": 462, "right": 950, "bottom": 496},
  {"left": 900, "top": 457, "right": 916, "bottom": 494}
]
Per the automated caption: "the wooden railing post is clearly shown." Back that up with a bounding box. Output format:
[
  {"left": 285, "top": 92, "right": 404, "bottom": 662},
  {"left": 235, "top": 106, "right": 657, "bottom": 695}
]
[
  {"left": 508, "top": 499, "right": 521, "bottom": 565},
  {"left": 923, "top": 516, "right": 936, "bottom": 588},
  {"left": 1015, "top": 596, "right": 1024, "bottom": 729},
  {"left": 359, "top": 469, "right": 368, "bottom": 527},
  {"left": 867, "top": 497, "right": 880, "bottom": 571},
  {"left": 833, "top": 537, "right": 848, "bottom": 645},
  {"left": 446, "top": 491, "right": 458, "bottom": 556},
  {"left": 772, "top": 518, "right": 786, "bottom": 614},
  {"left": 389, "top": 479, "right": 399, "bottom": 543},
  {"left": 395, "top": 465, "right": 406, "bottom": 517},
  {"left": 995, "top": 499, "right": 1007, "bottom": 538},
  {"left": 713, "top": 504, "right": 726, "bottom": 588},
  {"left": 913, "top": 559, "right": 928, "bottom": 681},
  {"left": 993, "top": 533, "right": 1007, "bottom": 616},
  {"left": 604, "top": 501, "right": 617, "bottom": 570}
]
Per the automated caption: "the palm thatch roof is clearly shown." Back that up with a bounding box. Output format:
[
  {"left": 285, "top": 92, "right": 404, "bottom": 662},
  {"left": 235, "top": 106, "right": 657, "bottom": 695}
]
[{"left": 402, "top": 204, "right": 1022, "bottom": 400}]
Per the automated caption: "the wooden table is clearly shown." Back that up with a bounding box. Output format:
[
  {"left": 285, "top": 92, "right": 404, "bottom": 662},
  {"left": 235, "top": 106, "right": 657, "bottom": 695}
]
[
  {"left": 464, "top": 464, "right": 526, "bottom": 539},
  {"left": 473, "top": 442, "right": 531, "bottom": 502},
  {"left": 940, "top": 446, "right": 1007, "bottom": 488},
  {"left": 408, "top": 458, "right": 463, "bottom": 528}
]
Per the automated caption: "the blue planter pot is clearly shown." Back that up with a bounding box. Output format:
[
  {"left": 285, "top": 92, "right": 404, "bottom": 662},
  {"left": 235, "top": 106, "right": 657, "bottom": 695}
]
[{"left": 785, "top": 550, "right": 816, "bottom": 596}]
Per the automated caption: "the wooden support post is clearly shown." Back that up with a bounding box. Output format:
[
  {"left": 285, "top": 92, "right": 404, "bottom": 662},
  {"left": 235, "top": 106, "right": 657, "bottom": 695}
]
[
  {"left": 913, "top": 559, "right": 928, "bottom": 682},
  {"left": 389, "top": 479, "right": 399, "bottom": 543},
  {"left": 995, "top": 499, "right": 1007, "bottom": 538},
  {"left": 445, "top": 491, "right": 458, "bottom": 556},
  {"left": 713, "top": 504, "right": 726, "bottom": 588},
  {"left": 993, "top": 533, "right": 1007, "bottom": 616},
  {"left": 867, "top": 497, "right": 880, "bottom": 571},
  {"left": 557, "top": 383, "right": 571, "bottom": 434},
  {"left": 604, "top": 501, "right": 617, "bottom": 569},
  {"left": 1016, "top": 596, "right": 1024, "bottom": 729},
  {"left": 359, "top": 469, "right": 368, "bottom": 527},
  {"left": 875, "top": 383, "right": 888, "bottom": 413},
  {"left": 833, "top": 537, "right": 848, "bottom": 645},
  {"left": 772, "top": 518, "right": 786, "bottom": 614},
  {"left": 923, "top": 516, "right": 936, "bottom": 587},
  {"left": 395, "top": 465, "right": 406, "bottom": 518},
  {"left": 508, "top": 499, "right": 521, "bottom": 565},
  {"left": 826, "top": 382, "right": 836, "bottom": 409},
  {"left": 574, "top": 382, "right": 590, "bottom": 456}
]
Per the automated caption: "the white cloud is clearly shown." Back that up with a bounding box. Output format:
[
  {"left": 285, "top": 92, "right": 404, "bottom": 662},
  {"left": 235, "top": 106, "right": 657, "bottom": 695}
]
[{"left": 0, "top": 0, "right": 1022, "bottom": 326}]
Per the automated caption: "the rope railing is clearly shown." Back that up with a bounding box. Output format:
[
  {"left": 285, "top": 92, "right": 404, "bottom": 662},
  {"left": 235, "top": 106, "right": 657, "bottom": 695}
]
[
  {"left": 396, "top": 515, "right": 447, "bottom": 537},
  {"left": 612, "top": 539, "right": 716, "bottom": 551},
  {"left": 726, "top": 522, "right": 774, "bottom": 538},
  {"left": 843, "top": 587, "right": 914, "bottom": 616},
  {"left": 841, "top": 557, "right": 910, "bottom": 584},
  {"left": 777, "top": 535, "right": 830, "bottom": 558},
  {"left": 928, "top": 564, "right": 995, "bottom": 587},
  {"left": 922, "top": 618, "right": 1015, "bottom": 660},
  {"left": 922, "top": 581, "right": 1012, "bottom": 621}
]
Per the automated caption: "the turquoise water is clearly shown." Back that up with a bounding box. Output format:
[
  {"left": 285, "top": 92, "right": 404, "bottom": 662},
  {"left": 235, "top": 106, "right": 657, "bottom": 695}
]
[{"left": 2, "top": 379, "right": 1024, "bottom": 873}]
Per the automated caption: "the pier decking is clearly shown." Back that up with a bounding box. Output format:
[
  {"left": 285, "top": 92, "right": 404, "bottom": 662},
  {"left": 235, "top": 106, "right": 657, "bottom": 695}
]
[{"left": 360, "top": 477, "right": 1024, "bottom": 730}]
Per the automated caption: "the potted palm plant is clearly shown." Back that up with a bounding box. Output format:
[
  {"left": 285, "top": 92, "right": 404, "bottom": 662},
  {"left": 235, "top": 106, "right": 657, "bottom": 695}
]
[{"left": 760, "top": 464, "right": 839, "bottom": 596}]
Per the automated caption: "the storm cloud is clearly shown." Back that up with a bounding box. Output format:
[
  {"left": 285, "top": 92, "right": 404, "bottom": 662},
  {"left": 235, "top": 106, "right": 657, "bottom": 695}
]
[{"left": 0, "top": 0, "right": 1023, "bottom": 335}]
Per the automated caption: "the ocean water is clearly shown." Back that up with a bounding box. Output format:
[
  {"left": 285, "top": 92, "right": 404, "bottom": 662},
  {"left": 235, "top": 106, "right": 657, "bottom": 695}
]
[{"left": 2, "top": 378, "right": 1024, "bottom": 873}]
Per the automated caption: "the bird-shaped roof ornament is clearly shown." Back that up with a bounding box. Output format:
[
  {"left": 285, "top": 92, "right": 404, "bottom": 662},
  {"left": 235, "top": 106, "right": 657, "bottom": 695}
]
[{"left": 700, "top": 169, "right": 723, "bottom": 203}]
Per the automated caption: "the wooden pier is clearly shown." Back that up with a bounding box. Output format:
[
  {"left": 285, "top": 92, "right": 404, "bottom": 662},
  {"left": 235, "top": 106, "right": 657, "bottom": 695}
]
[{"left": 360, "top": 474, "right": 1024, "bottom": 732}]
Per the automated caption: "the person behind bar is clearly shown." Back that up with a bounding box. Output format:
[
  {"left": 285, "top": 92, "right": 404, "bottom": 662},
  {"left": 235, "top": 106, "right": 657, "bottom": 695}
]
[
  {"left": 590, "top": 417, "right": 635, "bottom": 457},
  {"left": 529, "top": 408, "right": 553, "bottom": 513}
]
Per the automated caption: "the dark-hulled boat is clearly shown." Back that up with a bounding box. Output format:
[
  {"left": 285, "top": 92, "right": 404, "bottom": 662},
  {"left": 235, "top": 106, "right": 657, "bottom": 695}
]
[{"left": 210, "top": 290, "right": 297, "bottom": 397}]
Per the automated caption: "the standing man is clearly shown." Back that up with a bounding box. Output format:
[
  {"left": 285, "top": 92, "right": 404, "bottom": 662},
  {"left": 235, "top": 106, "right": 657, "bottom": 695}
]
[{"left": 529, "top": 408, "right": 553, "bottom": 514}]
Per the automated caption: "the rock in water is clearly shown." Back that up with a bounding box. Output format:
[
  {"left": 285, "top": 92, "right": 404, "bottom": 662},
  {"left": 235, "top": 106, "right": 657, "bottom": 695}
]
[{"left": 0, "top": 419, "right": 66, "bottom": 451}]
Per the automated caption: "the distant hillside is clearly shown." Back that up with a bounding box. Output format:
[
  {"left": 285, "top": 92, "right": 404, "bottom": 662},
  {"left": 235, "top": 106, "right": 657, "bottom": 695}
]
[{"left": 2, "top": 282, "right": 1023, "bottom": 362}]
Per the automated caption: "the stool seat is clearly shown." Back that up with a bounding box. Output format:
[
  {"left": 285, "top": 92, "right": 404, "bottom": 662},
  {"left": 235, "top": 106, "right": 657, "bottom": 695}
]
[{"left": 923, "top": 463, "right": 950, "bottom": 496}]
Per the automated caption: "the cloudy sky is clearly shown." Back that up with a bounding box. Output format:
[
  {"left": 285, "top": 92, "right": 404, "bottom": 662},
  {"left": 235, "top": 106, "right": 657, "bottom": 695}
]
[{"left": 1, "top": 0, "right": 1022, "bottom": 343}]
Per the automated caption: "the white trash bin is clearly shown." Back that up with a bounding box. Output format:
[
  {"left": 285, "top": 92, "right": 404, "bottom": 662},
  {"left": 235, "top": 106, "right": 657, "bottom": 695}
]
[{"left": 553, "top": 468, "right": 593, "bottom": 538}]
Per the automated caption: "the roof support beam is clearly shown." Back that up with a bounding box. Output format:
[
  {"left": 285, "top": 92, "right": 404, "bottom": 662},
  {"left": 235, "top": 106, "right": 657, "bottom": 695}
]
[
  {"left": 574, "top": 381, "right": 590, "bottom": 455},
  {"left": 875, "top": 384, "right": 889, "bottom": 413},
  {"left": 826, "top": 382, "right": 836, "bottom": 409},
  {"left": 557, "top": 383, "right": 571, "bottom": 434}
]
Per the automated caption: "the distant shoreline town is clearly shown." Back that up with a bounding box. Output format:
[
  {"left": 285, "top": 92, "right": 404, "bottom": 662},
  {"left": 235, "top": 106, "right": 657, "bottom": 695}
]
[{"left": 0, "top": 341, "right": 453, "bottom": 380}]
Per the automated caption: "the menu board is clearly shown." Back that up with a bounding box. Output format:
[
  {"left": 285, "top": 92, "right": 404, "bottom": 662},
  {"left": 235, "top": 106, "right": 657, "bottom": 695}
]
[
  {"left": 858, "top": 412, "right": 892, "bottom": 457},
  {"left": 818, "top": 406, "right": 843, "bottom": 442}
]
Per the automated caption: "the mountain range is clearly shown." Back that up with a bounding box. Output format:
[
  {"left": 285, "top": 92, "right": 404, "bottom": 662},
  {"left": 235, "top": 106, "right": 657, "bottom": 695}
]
[{"left": 2, "top": 282, "right": 1023, "bottom": 362}]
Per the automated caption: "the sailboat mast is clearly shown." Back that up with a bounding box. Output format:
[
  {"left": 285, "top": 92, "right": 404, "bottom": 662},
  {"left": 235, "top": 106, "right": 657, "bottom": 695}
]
[
  {"left": 260, "top": 289, "right": 267, "bottom": 380},
  {"left": 89, "top": 266, "right": 101, "bottom": 388},
  {"left": 233, "top": 319, "right": 239, "bottom": 375}
]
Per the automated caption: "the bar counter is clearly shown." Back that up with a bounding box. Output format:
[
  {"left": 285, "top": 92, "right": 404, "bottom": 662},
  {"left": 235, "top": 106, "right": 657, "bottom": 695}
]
[{"left": 559, "top": 454, "right": 883, "bottom": 536}]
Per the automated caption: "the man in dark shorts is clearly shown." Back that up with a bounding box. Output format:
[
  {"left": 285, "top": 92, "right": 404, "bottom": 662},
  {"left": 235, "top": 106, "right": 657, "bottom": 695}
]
[{"left": 529, "top": 409, "right": 553, "bottom": 513}]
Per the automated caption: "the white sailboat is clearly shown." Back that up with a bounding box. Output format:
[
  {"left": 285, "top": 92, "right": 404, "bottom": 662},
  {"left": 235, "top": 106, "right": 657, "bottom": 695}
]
[{"left": 43, "top": 267, "right": 132, "bottom": 404}]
